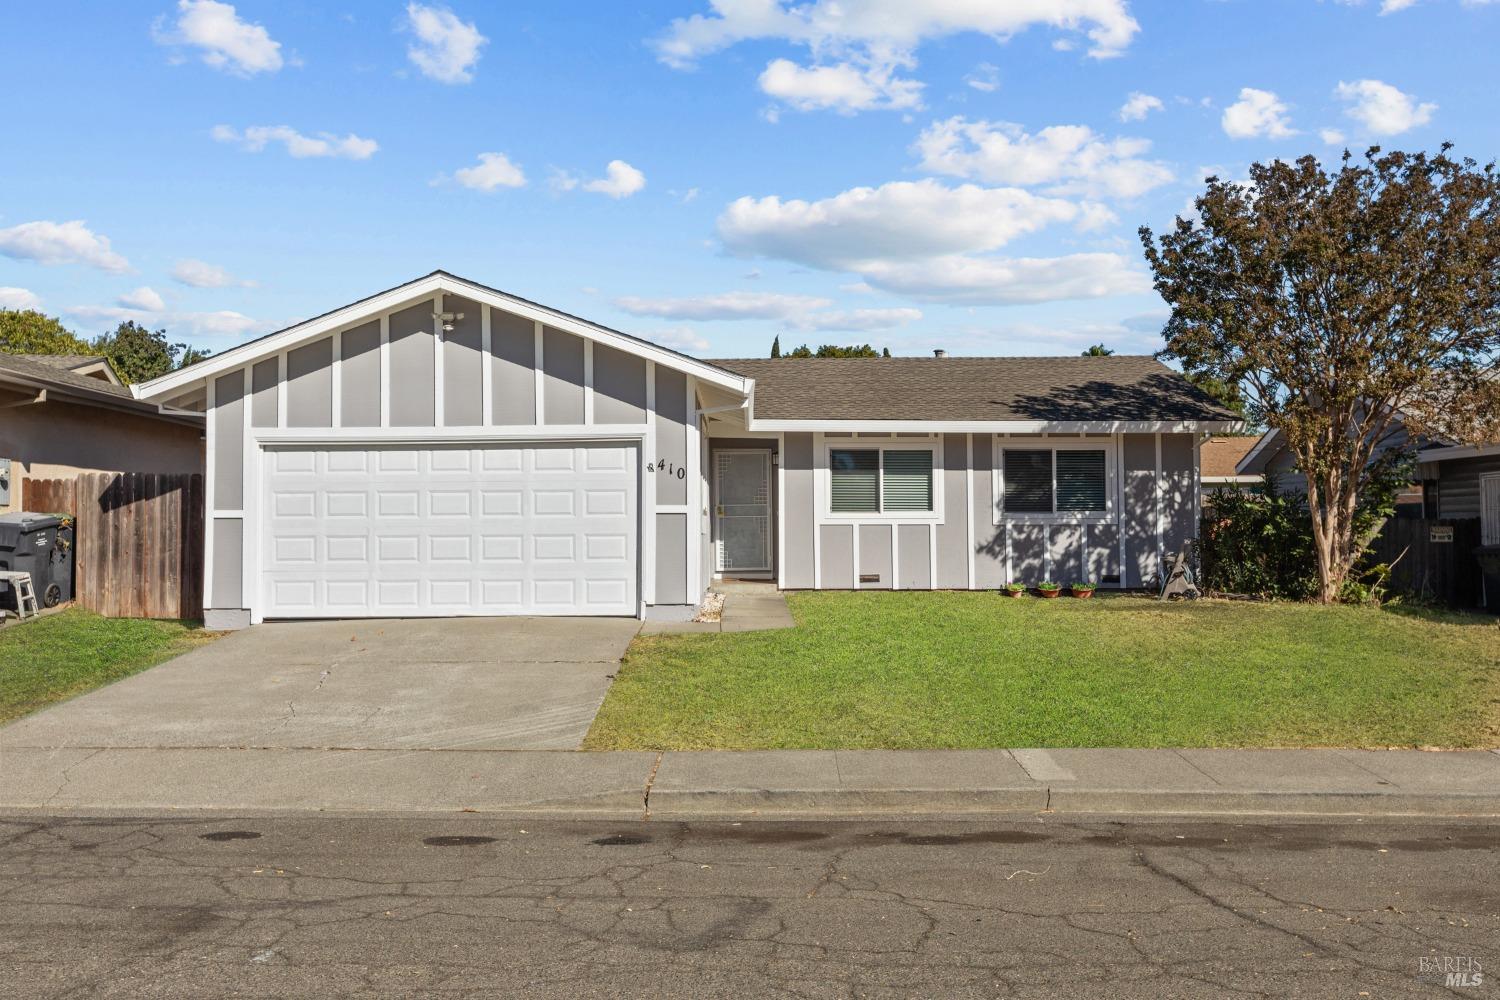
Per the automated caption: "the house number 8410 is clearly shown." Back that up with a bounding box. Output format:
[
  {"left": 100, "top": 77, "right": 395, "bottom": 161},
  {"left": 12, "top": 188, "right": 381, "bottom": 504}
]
[{"left": 647, "top": 460, "right": 687, "bottom": 479}]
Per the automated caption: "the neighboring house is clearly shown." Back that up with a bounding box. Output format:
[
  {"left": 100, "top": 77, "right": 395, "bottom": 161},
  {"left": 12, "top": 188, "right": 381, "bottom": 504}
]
[
  {"left": 131, "top": 271, "right": 1239, "bottom": 630},
  {"left": 0, "top": 353, "right": 204, "bottom": 515},
  {"left": 1417, "top": 442, "right": 1500, "bottom": 545},
  {"left": 1199, "top": 436, "right": 1263, "bottom": 489}
]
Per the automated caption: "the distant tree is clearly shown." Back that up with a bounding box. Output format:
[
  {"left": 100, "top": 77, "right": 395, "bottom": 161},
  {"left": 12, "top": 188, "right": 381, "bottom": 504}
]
[
  {"left": 1141, "top": 146, "right": 1500, "bottom": 602},
  {"left": 781, "top": 343, "right": 887, "bottom": 358},
  {"left": 770, "top": 335, "right": 781, "bottom": 358},
  {"left": 1082, "top": 343, "right": 1115, "bottom": 356},
  {"left": 92, "top": 321, "right": 211, "bottom": 384},
  {"left": 881, "top": 347, "right": 891, "bottom": 357},
  {"left": 0, "top": 310, "right": 96, "bottom": 356}
]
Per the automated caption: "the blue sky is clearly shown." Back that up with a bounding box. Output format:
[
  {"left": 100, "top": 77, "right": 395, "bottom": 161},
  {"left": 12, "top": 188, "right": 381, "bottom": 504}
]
[{"left": 3, "top": 0, "right": 1496, "bottom": 359}]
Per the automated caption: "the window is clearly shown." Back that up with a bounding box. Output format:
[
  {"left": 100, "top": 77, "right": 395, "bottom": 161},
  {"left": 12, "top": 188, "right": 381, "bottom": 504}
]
[
  {"left": 1001, "top": 446, "right": 1110, "bottom": 518},
  {"left": 830, "top": 447, "right": 934, "bottom": 514}
]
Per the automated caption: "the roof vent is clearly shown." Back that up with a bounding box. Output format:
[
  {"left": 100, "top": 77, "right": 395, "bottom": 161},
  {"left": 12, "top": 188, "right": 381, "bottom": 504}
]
[{"left": 933, "top": 349, "right": 947, "bottom": 358}]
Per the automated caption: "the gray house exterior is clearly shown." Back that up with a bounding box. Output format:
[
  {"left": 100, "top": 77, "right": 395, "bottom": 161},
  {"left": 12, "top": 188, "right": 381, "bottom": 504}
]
[
  {"left": 132, "top": 272, "right": 1238, "bottom": 629},
  {"left": 1418, "top": 443, "right": 1500, "bottom": 544}
]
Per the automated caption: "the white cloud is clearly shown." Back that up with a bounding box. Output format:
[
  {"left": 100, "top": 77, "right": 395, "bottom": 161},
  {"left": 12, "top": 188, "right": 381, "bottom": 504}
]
[
  {"left": 211, "top": 124, "right": 378, "bottom": 159},
  {"left": 404, "top": 3, "right": 486, "bottom": 84},
  {"left": 0, "top": 287, "right": 41, "bottom": 310},
  {"left": 557, "top": 161, "right": 646, "bottom": 198},
  {"left": 1118, "top": 91, "right": 1163, "bottom": 122},
  {"left": 716, "top": 179, "right": 1146, "bottom": 305},
  {"left": 68, "top": 304, "right": 259, "bottom": 337},
  {"left": 965, "top": 62, "right": 1000, "bottom": 92},
  {"left": 655, "top": 0, "right": 1140, "bottom": 68},
  {"left": 615, "top": 291, "right": 833, "bottom": 321},
  {"left": 449, "top": 152, "right": 527, "bottom": 191},
  {"left": 914, "top": 118, "right": 1173, "bottom": 199},
  {"left": 646, "top": 326, "right": 712, "bottom": 354},
  {"left": 1334, "top": 78, "right": 1436, "bottom": 135},
  {"left": 0, "top": 220, "right": 130, "bottom": 273},
  {"left": 758, "top": 57, "right": 923, "bottom": 113},
  {"left": 1221, "top": 87, "right": 1297, "bottom": 140},
  {"left": 1319, "top": 127, "right": 1347, "bottom": 145},
  {"left": 171, "top": 258, "right": 252, "bottom": 288},
  {"left": 788, "top": 307, "right": 922, "bottom": 332},
  {"left": 118, "top": 287, "right": 166, "bottom": 312},
  {"left": 153, "top": 0, "right": 283, "bottom": 76}
]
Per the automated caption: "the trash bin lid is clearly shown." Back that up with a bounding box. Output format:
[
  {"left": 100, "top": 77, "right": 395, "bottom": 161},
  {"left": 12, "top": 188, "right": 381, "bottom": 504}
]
[{"left": 0, "top": 512, "right": 61, "bottom": 549}]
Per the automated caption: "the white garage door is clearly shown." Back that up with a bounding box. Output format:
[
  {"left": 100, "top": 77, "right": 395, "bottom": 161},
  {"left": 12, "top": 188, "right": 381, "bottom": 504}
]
[{"left": 261, "top": 442, "right": 638, "bottom": 617}]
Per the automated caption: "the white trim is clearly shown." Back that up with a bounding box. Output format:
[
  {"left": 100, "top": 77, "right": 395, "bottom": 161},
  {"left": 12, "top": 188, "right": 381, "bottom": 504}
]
[
  {"left": 250, "top": 424, "right": 647, "bottom": 446},
  {"left": 820, "top": 438, "right": 945, "bottom": 525},
  {"left": 331, "top": 330, "right": 343, "bottom": 429},
  {"left": 1192, "top": 433, "right": 1202, "bottom": 542},
  {"left": 1418, "top": 442, "right": 1500, "bottom": 463},
  {"left": 753, "top": 418, "right": 1240, "bottom": 434},
  {"left": 686, "top": 376, "right": 701, "bottom": 597},
  {"left": 852, "top": 523, "right": 861, "bottom": 590},
  {"left": 276, "top": 352, "right": 288, "bottom": 429},
  {"left": 965, "top": 434, "right": 976, "bottom": 590},
  {"left": 891, "top": 523, "right": 900, "bottom": 590},
  {"left": 240, "top": 363, "right": 255, "bottom": 616},
  {"left": 1043, "top": 525, "right": 1052, "bottom": 582},
  {"left": 642, "top": 361, "right": 657, "bottom": 606},
  {"left": 1117, "top": 435, "right": 1128, "bottom": 588},
  {"left": 432, "top": 294, "right": 445, "bottom": 428},
  {"left": 533, "top": 322, "right": 545, "bottom": 425},
  {"left": 1202, "top": 474, "right": 1265, "bottom": 485},
  {"left": 1004, "top": 524, "right": 1012, "bottom": 584},
  {"left": 928, "top": 521, "right": 937, "bottom": 590},
  {"left": 132, "top": 271, "right": 750, "bottom": 400},
  {"left": 378, "top": 314, "right": 390, "bottom": 428},
  {"left": 583, "top": 339, "right": 595, "bottom": 426},
  {"left": 776, "top": 433, "right": 786, "bottom": 590},
  {"left": 812, "top": 433, "right": 824, "bottom": 589},
  {"left": 1481, "top": 473, "right": 1500, "bottom": 547},
  {"left": 992, "top": 437, "right": 1118, "bottom": 526},
  {"left": 480, "top": 305, "right": 493, "bottom": 428},
  {"left": 204, "top": 375, "right": 216, "bottom": 609},
  {"left": 1154, "top": 432, "right": 1164, "bottom": 583},
  {"left": 1236, "top": 428, "right": 1280, "bottom": 475}
]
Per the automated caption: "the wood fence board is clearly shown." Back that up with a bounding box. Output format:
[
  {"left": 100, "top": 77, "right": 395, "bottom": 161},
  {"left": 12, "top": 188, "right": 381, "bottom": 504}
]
[{"left": 22, "top": 472, "right": 204, "bottom": 620}]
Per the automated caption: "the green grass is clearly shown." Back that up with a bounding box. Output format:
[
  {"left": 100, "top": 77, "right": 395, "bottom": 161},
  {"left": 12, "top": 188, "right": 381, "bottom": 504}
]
[
  {"left": 585, "top": 592, "right": 1500, "bottom": 750},
  {"left": 0, "top": 609, "right": 218, "bottom": 724}
]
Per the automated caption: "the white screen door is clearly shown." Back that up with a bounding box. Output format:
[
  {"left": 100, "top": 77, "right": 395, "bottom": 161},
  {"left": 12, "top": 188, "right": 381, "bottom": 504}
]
[
  {"left": 715, "top": 450, "right": 772, "bottom": 574},
  {"left": 1483, "top": 474, "right": 1500, "bottom": 546}
]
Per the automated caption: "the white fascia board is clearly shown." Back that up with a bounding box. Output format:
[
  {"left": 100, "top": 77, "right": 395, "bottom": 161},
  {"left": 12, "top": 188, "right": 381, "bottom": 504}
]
[
  {"left": 1235, "top": 428, "right": 1281, "bottom": 475},
  {"left": 251, "top": 424, "right": 649, "bottom": 446},
  {"left": 134, "top": 272, "right": 751, "bottom": 402},
  {"left": 748, "top": 418, "right": 1243, "bottom": 434},
  {"left": 1416, "top": 442, "right": 1500, "bottom": 463}
]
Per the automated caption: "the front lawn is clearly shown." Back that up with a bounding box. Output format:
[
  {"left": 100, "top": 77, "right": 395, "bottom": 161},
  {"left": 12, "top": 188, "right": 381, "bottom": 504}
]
[
  {"left": 585, "top": 593, "right": 1500, "bottom": 750},
  {"left": 0, "top": 610, "right": 218, "bottom": 724}
]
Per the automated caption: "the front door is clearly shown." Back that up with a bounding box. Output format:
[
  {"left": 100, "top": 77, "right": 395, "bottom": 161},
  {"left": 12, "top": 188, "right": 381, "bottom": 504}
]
[{"left": 714, "top": 450, "right": 772, "bottom": 575}]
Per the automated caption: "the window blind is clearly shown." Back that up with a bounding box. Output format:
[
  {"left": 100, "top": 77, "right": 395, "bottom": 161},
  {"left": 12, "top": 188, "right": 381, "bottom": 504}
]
[
  {"left": 1003, "top": 450, "right": 1053, "bottom": 513},
  {"left": 830, "top": 449, "right": 879, "bottom": 513},
  {"left": 1056, "top": 450, "right": 1107, "bottom": 512},
  {"left": 882, "top": 450, "right": 933, "bottom": 511}
]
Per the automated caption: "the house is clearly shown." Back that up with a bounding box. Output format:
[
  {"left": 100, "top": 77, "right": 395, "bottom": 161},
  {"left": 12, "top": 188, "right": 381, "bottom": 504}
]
[
  {"left": 131, "top": 272, "right": 1239, "bottom": 630},
  {"left": 0, "top": 352, "right": 204, "bottom": 515},
  {"left": 1199, "top": 436, "right": 1263, "bottom": 489},
  {"left": 1417, "top": 442, "right": 1500, "bottom": 545}
]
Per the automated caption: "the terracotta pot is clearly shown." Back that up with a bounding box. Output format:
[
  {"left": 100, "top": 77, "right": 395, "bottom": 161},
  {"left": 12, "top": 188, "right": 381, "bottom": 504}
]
[
  {"left": 1072, "top": 588, "right": 1095, "bottom": 599},
  {"left": 1037, "top": 588, "right": 1061, "bottom": 599},
  {"left": 1004, "top": 589, "right": 1026, "bottom": 598}
]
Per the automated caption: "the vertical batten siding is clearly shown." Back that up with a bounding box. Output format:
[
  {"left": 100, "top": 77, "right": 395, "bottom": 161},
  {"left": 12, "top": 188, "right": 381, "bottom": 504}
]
[
  {"left": 212, "top": 371, "right": 245, "bottom": 510},
  {"left": 285, "top": 338, "right": 333, "bottom": 428},
  {"left": 653, "top": 369, "right": 689, "bottom": 504},
  {"left": 654, "top": 513, "right": 689, "bottom": 604},
  {"left": 489, "top": 309, "right": 536, "bottom": 425},
  {"left": 1160, "top": 434, "right": 1197, "bottom": 565},
  {"left": 388, "top": 302, "right": 436, "bottom": 427},
  {"left": 858, "top": 523, "right": 893, "bottom": 589},
  {"left": 781, "top": 433, "right": 816, "bottom": 588},
  {"left": 441, "top": 296, "right": 483, "bottom": 427},
  {"left": 934, "top": 434, "right": 969, "bottom": 587},
  {"left": 1121, "top": 433, "right": 1158, "bottom": 588},
  {"left": 340, "top": 321, "right": 381, "bottom": 427},
  {"left": 212, "top": 519, "right": 243, "bottom": 608},
  {"left": 819, "top": 524, "right": 855, "bottom": 588},
  {"left": 541, "top": 326, "right": 585, "bottom": 425},
  {"left": 250, "top": 359, "right": 279, "bottom": 429},
  {"left": 972, "top": 433, "right": 1007, "bottom": 588},
  {"left": 592, "top": 344, "right": 648, "bottom": 424},
  {"left": 897, "top": 524, "right": 932, "bottom": 589}
]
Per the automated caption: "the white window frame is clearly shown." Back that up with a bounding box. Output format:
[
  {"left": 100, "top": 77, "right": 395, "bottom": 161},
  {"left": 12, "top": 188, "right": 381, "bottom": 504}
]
[
  {"left": 822, "top": 440, "right": 943, "bottom": 523},
  {"left": 1481, "top": 473, "right": 1500, "bottom": 546},
  {"left": 993, "top": 438, "right": 1118, "bottom": 526}
]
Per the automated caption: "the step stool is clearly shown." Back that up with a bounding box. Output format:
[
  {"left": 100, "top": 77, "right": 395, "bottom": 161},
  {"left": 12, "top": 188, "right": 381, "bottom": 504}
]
[{"left": 0, "top": 571, "right": 39, "bottom": 620}]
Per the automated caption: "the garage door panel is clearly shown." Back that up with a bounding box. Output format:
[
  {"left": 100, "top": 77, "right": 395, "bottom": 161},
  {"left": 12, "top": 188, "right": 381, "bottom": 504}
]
[{"left": 263, "top": 442, "right": 637, "bottom": 618}]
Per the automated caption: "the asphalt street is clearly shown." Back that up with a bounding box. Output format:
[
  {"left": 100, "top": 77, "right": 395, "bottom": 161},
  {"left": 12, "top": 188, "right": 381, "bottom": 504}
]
[{"left": 0, "top": 813, "right": 1493, "bottom": 998}]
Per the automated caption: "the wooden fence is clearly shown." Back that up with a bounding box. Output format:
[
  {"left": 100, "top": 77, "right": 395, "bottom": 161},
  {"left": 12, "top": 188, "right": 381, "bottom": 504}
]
[
  {"left": 1367, "top": 517, "right": 1484, "bottom": 609},
  {"left": 23, "top": 473, "right": 204, "bottom": 620}
]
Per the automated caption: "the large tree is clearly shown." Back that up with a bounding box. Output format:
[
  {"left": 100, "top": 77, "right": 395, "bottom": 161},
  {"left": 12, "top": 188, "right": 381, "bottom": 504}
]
[
  {"left": 92, "top": 321, "right": 211, "bottom": 384},
  {"left": 1142, "top": 146, "right": 1500, "bottom": 601},
  {"left": 0, "top": 310, "right": 96, "bottom": 355}
]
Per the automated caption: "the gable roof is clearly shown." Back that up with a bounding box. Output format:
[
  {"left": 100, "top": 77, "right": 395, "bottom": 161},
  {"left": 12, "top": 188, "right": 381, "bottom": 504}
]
[
  {"left": 718, "top": 356, "right": 1239, "bottom": 426},
  {"left": 1200, "top": 436, "right": 1262, "bottom": 479},
  {"left": 14, "top": 353, "right": 121, "bottom": 385},
  {"left": 132, "top": 270, "right": 750, "bottom": 401},
  {"left": 0, "top": 352, "right": 201, "bottom": 424}
]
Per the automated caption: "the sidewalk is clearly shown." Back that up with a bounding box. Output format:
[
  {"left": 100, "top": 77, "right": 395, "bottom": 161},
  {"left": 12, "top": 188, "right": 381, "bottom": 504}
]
[{"left": 2, "top": 746, "right": 1496, "bottom": 819}]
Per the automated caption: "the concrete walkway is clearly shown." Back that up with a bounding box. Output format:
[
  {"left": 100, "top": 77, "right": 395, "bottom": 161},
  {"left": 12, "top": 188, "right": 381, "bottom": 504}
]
[
  {"left": 640, "top": 580, "right": 796, "bottom": 635},
  {"left": 2, "top": 746, "right": 1496, "bottom": 819}
]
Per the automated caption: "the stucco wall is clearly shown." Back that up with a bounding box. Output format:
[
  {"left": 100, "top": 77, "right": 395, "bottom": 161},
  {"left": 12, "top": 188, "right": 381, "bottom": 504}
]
[
  {"left": 203, "top": 292, "right": 699, "bottom": 620},
  {"left": 0, "top": 389, "right": 203, "bottom": 514},
  {"left": 773, "top": 430, "right": 1200, "bottom": 591}
]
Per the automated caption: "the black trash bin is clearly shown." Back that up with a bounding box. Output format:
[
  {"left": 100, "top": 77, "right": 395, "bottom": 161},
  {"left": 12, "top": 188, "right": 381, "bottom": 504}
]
[{"left": 0, "top": 512, "right": 74, "bottom": 610}]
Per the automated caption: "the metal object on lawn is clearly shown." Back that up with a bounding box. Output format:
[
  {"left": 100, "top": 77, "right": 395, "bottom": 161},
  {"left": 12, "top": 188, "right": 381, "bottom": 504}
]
[{"left": 1159, "top": 545, "right": 1201, "bottom": 601}]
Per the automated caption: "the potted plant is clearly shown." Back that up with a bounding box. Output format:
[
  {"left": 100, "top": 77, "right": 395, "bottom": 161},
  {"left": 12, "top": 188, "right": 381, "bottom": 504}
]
[
  {"left": 1003, "top": 582, "right": 1027, "bottom": 598},
  {"left": 1037, "top": 581, "right": 1062, "bottom": 599},
  {"left": 1071, "top": 580, "right": 1097, "bottom": 599}
]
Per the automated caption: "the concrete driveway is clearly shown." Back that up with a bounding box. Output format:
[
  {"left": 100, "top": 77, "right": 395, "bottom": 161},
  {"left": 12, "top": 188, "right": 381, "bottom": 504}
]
[{"left": 0, "top": 617, "right": 640, "bottom": 752}]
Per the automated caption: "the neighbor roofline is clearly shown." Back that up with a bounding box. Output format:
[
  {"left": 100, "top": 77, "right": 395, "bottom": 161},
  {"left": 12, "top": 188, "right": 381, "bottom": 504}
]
[
  {"left": 1417, "top": 441, "right": 1500, "bottom": 463},
  {"left": 1235, "top": 428, "right": 1282, "bottom": 475},
  {"left": 0, "top": 368, "right": 204, "bottom": 426},
  {"left": 132, "top": 270, "right": 751, "bottom": 401}
]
